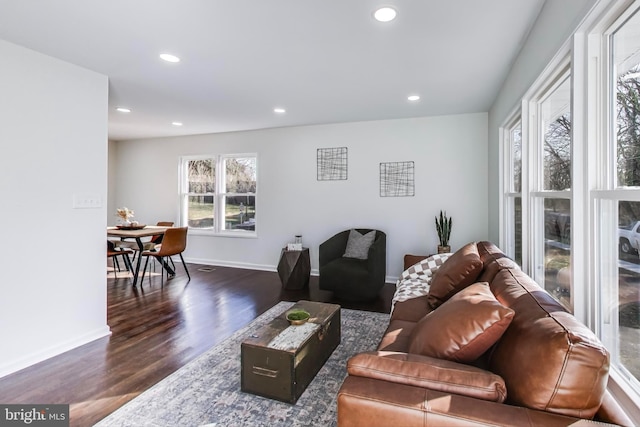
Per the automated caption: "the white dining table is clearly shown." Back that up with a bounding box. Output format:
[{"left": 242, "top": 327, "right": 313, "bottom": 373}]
[{"left": 107, "top": 225, "right": 172, "bottom": 286}]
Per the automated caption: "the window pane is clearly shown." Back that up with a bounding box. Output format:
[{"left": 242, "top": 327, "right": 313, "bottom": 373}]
[
  {"left": 617, "top": 201, "right": 640, "bottom": 383},
  {"left": 541, "top": 78, "right": 572, "bottom": 191},
  {"left": 188, "top": 195, "right": 214, "bottom": 229},
  {"left": 512, "top": 124, "right": 522, "bottom": 193},
  {"left": 614, "top": 9, "right": 640, "bottom": 187},
  {"left": 514, "top": 196, "right": 522, "bottom": 266},
  {"left": 188, "top": 159, "right": 214, "bottom": 193},
  {"left": 544, "top": 198, "right": 571, "bottom": 310},
  {"left": 223, "top": 195, "right": 256, "bottom": 231},
  {"left": 225, "top": 157, "right": 256, "bottom": 193}
]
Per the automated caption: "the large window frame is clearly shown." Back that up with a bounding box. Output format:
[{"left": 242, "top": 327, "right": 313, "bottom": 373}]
[
  {"left": 500, "top": 115, "right": 524, "bottom": 268},
  {"left": 179, "top": 154, "right": 257, "bottom": 237},
  {"left": 499, "top": 0, "right": 640, "bottom": 419}
]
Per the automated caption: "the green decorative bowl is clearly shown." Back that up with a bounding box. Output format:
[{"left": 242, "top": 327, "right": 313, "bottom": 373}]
[{"left": 286, "top": 309, "right": 310, "bottom": 325}]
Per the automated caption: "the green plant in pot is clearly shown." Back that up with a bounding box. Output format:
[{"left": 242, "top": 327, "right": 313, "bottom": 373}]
[
  {"left": 435, "top": 210, "right": 452, "bottom": 254},
  {"left": 286, "top": 309, "right": 310, "bottom": 325}
]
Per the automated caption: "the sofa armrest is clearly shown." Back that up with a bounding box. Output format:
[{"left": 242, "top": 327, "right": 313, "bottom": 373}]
[{"left": 347, "top": 351, "right": 507, "bottom": 403}]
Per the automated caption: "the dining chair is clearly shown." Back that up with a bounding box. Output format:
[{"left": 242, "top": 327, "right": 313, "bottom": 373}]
[
  {"left": 107, "top": 240, "right": 134, "bottom": 279},
  {"left": 140, "top": 226, "right": 190, "bottom": 285}
]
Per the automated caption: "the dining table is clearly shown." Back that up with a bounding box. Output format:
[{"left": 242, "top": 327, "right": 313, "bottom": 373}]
[{"left": 107, "top": 225, "right": 173, "bottom": 286}]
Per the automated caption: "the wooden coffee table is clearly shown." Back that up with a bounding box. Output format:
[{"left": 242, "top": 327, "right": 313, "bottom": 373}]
[{"left": 240, "top": 300, "right": 341, "bottom": 403}]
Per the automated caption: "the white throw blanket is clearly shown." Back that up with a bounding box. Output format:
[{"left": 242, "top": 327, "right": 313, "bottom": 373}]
[{"left": 391, "top": 253, "right": 452, "bottom": 314}]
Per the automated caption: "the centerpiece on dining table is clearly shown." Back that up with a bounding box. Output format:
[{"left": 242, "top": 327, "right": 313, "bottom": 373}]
[{"left": 115, "top": 207, "right": 146, "bottom": 230}]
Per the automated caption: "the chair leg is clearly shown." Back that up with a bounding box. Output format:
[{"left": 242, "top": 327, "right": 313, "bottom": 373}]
[
  {"left": 114, "top": 256, "right": 121, "bottom": 272},
  {"left": 111, "top": 257, "right": 118, "bottom": 279},
  {"left": 160, "top": 256, "right": 165, "bottom": 287},
  {"left": 122, "top": 253, "right": 133, "bottom": 272},
  {"left": 179, "top": 253, "right": 191, "bottom": 281}
]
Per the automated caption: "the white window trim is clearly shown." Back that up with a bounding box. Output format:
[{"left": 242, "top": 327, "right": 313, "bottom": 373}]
[
  {"left": 179, "top": 153, "right": 257, "bottom": 237},
  {"left": 499, "top": 113, "right": 524, "bottom": 269}
]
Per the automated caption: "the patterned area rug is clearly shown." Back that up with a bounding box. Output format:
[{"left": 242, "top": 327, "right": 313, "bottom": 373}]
[{"left": 95, "top": 301, "right": 390, "bottom": 427}]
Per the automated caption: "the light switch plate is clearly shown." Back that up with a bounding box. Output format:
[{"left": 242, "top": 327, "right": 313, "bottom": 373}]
[{"left": 73, "top": 194, "right": 102, "bottom": 209}]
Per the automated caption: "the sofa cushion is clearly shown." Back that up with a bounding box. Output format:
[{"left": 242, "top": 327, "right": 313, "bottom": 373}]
[
  {"left": 409, "top": 282, "right": 515, "bottom": 363},
  {"left": 377, "top": 319, "right": 419, "bottom": 352},
  {"left": 427, "top": 242, "right": 483, "bottom": 309},
  {"left": 347, "top": 351, "right": 507, "bottom": 402},
  {"left": 488, "top": 268, "right": 610, "bottom": 419},
  {"left": 343, "top": 229, "right": 376, "bottom": 259}
]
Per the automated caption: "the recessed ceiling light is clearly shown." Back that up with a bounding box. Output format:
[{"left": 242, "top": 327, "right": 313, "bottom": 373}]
[
  {"left": 172, "top": 122, "right": 183, "bottom": 126},
  {"left": 274, "top": 108, "right": 286, "bottom": 114},
  {"left": 159, "top": 53, "right": 180, "bottom": 63},
  {"left": 116, "top": 107, "right": 131, "bottom": 113},
  {"left": 374, "top": 7, "right": 397, "bottom": 22},
  {"left": 407, "top": 95, "right": 420, "bottom": 101}
]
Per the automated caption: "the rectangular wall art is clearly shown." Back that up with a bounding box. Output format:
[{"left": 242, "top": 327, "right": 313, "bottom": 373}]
[
  {"left": 380, "top": 161, "right": 415, "bottom": 197},
  {"left": 317, "top": 147, "right": 348, "bottom": 180}
]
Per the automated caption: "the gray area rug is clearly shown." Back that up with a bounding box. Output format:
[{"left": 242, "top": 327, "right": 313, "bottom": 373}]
[{"left": 95, "top": 301, "right": 390, "bottom": 427}]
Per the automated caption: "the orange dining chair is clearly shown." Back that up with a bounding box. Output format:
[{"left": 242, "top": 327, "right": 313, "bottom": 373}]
[
  {"left": 107, "top": 240, "right": 134, "bottom": 279},
  {"left": 140, "top": 226, "right": 190, "bottom": 285}
]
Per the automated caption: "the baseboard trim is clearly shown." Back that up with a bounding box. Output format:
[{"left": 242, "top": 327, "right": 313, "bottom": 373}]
[
  {"left": 183, "top": 257, "right": 398, "bottom": 284},
  {"left": 0, "top": 326, "right": 111, "bottom": 380}
]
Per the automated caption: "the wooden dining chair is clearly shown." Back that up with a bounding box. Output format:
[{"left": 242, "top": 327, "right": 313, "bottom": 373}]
[
  {"left": 140, "top": 226, "right": 190, "bottom": 285},
  {"left": 107, "top": 240, "right": 134, "bottom": 279}
]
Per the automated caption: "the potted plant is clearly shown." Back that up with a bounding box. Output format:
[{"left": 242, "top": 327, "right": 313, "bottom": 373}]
[
  {"left": 435, "top": 210, "right": 452, "bottom": 253},
  {"left": 286, "top": 309, "right": 310, "bottom": 325}
]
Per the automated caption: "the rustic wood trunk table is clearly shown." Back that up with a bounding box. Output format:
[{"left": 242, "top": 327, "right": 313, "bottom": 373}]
[{"left": 241, "top": 300, "right": 341, "bottom": 403}]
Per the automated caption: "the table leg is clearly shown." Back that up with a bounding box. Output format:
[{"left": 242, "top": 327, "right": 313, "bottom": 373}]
[{"left": 131, "top": 237, "right": 144, "bottom": 287}]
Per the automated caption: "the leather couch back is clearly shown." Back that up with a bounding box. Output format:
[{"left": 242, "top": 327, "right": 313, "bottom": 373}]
[{"left": 477, "top": 241, "right": 610, "bottom": 419}]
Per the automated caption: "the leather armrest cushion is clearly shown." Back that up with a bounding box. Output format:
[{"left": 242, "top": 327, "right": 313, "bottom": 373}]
[{"left": 347, "top": 351, "right": 507, "bottom": 403}]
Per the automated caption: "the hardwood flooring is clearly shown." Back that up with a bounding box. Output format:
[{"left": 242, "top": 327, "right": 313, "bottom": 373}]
[{"left": 0, "top": 262, "right": 394, "bottom": 427}]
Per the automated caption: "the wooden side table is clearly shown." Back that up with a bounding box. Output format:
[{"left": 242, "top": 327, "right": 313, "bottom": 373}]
[{"left": 277, "top": 248, "right": 311, "bottom": 290}]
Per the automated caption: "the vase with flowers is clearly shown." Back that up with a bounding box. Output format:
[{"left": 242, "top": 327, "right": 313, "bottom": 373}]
[{"left": 116, "top": 207, "right": 135, "bottom": 226}]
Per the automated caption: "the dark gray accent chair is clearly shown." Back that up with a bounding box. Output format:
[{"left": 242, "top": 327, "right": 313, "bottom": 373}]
[{"left": 319, "top": 229, "right": 386, "bottom": 301}]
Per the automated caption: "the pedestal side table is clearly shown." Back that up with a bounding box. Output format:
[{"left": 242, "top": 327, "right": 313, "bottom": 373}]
[{"left": 277, "top": 248, "right": 311, "bottom": 290}]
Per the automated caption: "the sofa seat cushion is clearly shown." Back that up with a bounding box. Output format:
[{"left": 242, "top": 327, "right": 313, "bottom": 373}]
[
  {"left": 427, "top": 242, "right": 483, "bottom": 309},
  {"left": 347, "top": 351, "right": 507, "bottom": 402},
  {"left": 489, "top": 268, "right": 610, "bottom": 419},
  {"left": 409, "top": 282, "right": 515, "bottom": 363}
]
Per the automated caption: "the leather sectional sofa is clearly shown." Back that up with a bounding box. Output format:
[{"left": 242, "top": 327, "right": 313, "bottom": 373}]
[{"left": 337, "top": 241, "right": 632, "bottom": 426}]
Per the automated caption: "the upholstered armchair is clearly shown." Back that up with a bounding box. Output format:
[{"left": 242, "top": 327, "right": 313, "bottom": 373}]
[{"left": 319, "top": 229, "right": 386, "bottom": 301}]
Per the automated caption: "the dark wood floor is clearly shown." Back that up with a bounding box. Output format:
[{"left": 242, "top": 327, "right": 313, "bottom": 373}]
[{"left": 0, "top": 262, "right": 394, "bottom": 427}]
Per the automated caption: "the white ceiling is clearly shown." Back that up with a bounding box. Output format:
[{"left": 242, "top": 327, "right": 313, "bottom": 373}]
[{"left": 0, "top": 0, "right": 545, "bottom": 141}]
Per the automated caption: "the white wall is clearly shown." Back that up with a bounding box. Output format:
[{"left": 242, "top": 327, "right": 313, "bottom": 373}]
[
  {"left": 487, "top": 0, "right": 597, "bottom": 242},
  {"left": 112, "top": 113, "right": 488, "bottom": 279},
  {"left": 0, "top": 40, "right": 109, "bottom": 377}
]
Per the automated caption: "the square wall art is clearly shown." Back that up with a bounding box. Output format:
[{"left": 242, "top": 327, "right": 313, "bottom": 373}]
[
  {"left": 380, "top": 161, "right": 415, "bottom": 197},
  {"left": 317, "top": 147, "right": 348, "bottom": 180}
]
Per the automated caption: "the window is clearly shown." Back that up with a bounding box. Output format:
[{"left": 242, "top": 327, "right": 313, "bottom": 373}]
[
  {"left": 180, "top": 154, "right": 257, "bottom": 235},
  {"left": 498, "top": 0, "right": 640, "bottom": 414},
  {"left": 595, "top": 4, "right": 640, "bottom": 393},
  {"left": 531, "top": 70, "right": 573, "bottom": 312},
  {"left": 502, "top": 118, "right": 523, "bottom": 266}
]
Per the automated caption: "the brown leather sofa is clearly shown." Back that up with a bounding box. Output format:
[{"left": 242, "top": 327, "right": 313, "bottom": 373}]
[{"left": 337, "top": 241, "right": 633, "bottom": 426}]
